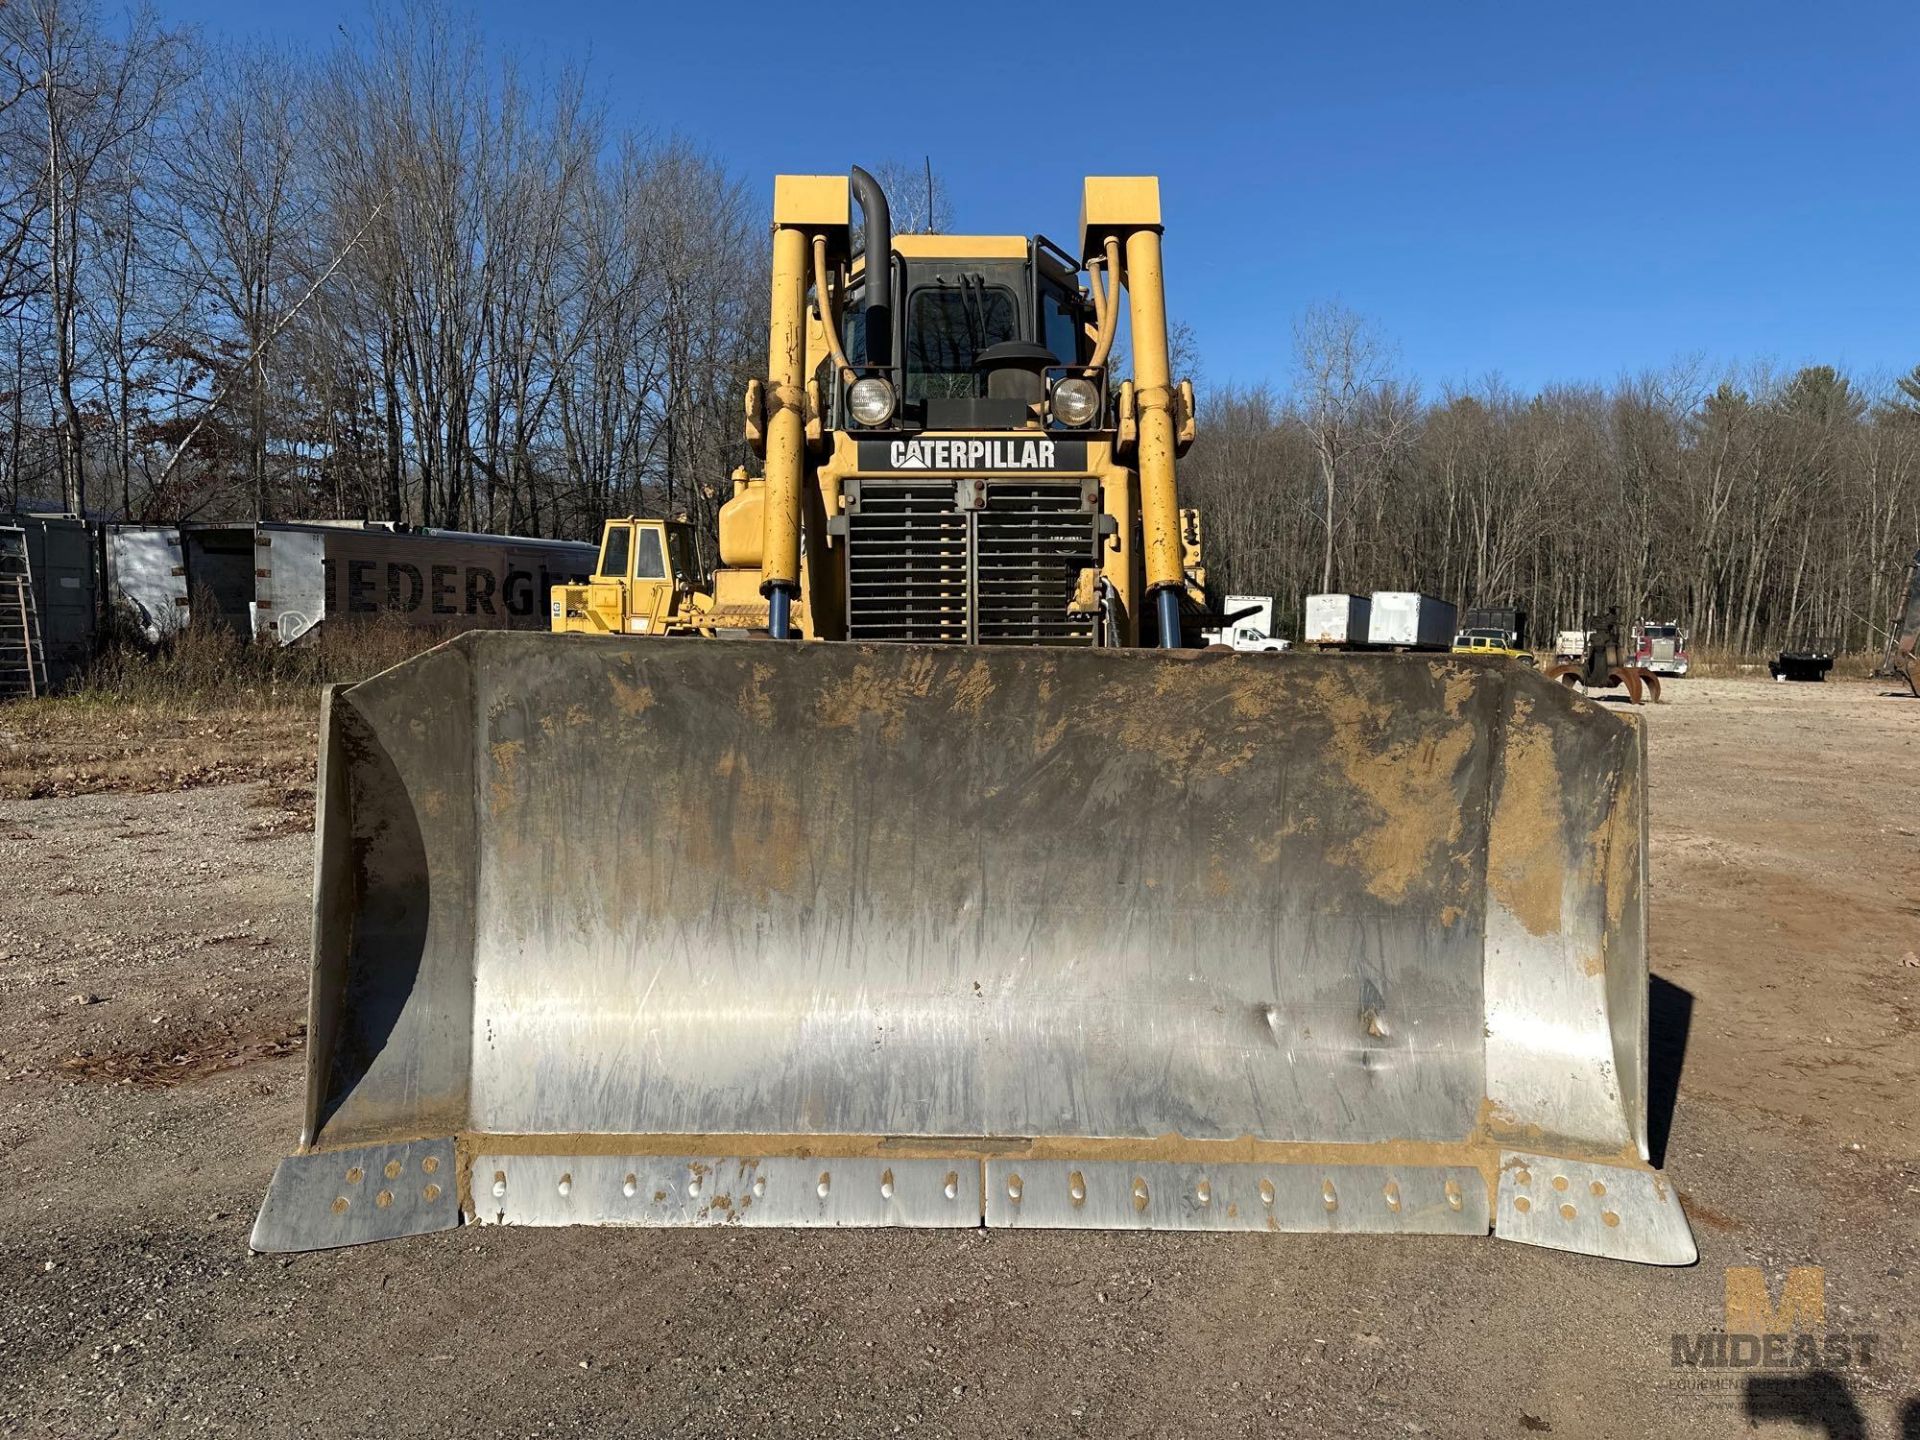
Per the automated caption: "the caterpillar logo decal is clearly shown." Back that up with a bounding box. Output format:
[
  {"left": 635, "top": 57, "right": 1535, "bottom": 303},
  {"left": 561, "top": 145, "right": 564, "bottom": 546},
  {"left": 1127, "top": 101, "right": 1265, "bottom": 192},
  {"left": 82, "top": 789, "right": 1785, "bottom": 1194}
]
[{"left": 858, "top": 438, "right": 1088, "bottom": 472}]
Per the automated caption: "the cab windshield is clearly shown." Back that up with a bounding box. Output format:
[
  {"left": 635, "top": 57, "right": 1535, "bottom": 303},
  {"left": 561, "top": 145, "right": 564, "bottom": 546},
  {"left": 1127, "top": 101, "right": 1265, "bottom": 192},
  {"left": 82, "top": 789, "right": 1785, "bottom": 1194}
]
[
  {"left": 599, "top": 525, "right": 631, "bottom": 579},
  {"left": 905, "top": 284, "right": 1019, "bottom": 400}
]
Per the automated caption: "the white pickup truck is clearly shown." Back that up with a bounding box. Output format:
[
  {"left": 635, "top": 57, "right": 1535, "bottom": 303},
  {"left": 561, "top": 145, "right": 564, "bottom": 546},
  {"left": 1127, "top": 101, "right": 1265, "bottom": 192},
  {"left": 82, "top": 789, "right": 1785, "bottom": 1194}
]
[
  {"left": 1205, "top": 594, "right": 1291, "bottom": 652},
  {"left": 1217, "top": 623, "right": 1290, "bottom": 653}
]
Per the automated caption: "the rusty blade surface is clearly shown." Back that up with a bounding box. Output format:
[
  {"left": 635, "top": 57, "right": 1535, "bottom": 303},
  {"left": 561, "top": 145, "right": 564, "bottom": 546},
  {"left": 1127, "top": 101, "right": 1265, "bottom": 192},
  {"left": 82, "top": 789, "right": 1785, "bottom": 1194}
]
[{"left": 263, "top": 634, "right": 1682, "bottom": 1261}]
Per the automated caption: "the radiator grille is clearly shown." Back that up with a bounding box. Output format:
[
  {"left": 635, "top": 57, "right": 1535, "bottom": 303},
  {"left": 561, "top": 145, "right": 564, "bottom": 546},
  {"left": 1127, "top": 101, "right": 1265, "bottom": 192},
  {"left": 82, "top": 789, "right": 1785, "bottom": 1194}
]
[
  {"left": 844, "top": 482, "right": 968, "bottom": 643},
  {"left": 844, "top": 480, "right": 1099, "bottom": 646},
  {"left": 975, "top": 484, "right": 1099, "bottom": 645}
]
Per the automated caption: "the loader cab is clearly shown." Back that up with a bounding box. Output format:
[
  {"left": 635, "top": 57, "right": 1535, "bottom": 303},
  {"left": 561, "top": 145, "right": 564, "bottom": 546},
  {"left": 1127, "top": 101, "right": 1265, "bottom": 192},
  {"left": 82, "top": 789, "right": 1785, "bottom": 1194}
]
[
  {"left": 597, "top": 519, "right": 700, "bottom": 590},
  {"left": 550, "top": 518, "right": 706, "bottom": 636}
]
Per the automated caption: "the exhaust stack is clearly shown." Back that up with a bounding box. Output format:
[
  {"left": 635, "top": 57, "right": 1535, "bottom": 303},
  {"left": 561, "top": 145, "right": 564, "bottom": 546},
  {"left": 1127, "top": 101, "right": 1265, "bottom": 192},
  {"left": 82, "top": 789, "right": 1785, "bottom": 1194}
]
[{"left": 849, "top": 165, "right": 893, "bottom": 366}]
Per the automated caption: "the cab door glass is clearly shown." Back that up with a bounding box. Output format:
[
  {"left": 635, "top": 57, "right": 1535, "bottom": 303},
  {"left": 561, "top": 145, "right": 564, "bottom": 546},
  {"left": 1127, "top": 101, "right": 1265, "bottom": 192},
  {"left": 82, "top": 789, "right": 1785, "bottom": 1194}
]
[
  {"left": 634, "top": 526, "right": 667, "bottom": 581},
  {"left": 600, "top": 525, "right": 631, "bottom": 579},
  {"left": 841, "top": 282, "right": 867, "bottom": 366},
  {"left": 1043, "top": 285, "right": 1082, "bottom": 364},
  {"left": 666, "top": 527, "right": 699, "bottom": 585}
]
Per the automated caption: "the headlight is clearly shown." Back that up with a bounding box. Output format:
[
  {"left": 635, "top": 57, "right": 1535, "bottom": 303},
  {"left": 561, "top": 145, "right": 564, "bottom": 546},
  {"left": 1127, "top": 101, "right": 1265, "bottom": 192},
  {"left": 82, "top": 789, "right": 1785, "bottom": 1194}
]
[
  {"left": 847, "top": 377, "right": 895, "bottom": 427},
  {"left": 1050, "top": 376, "right": 1100, "bottom": 427}
]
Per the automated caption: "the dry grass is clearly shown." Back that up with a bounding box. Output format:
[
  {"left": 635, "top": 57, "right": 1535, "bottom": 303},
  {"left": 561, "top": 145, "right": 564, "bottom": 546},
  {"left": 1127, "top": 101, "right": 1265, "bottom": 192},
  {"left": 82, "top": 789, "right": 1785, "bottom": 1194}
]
[
  {"left": 0, "top": 700, "right": 317, "bottom": 800},
  {"left": 58, "top": 1020, "right": 307, "bottom": 1088},
  {"left": 83, "top": 611, "right": 442, "bottom": 704},
  {"left": 0, "top": 616, "right": 452, "bottom": 801}
]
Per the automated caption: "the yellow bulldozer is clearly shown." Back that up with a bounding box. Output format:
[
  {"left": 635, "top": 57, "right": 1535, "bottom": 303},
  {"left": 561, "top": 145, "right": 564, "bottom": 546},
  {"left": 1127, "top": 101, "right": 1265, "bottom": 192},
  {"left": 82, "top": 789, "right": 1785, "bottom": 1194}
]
[{"left": 252, "top": 167, "right": 1692, "bottom": 1266}]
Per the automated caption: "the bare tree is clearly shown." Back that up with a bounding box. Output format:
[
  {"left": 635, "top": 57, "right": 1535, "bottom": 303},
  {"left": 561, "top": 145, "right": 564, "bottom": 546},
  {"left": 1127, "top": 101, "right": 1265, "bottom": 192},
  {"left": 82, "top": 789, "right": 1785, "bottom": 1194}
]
[
  {"left": 4, "top": 0, "right": 189, "bottom": 515},
  {"left": 1293, "top": 300, "right": 1397, "bottom": 592},
  {"left": 870, "top": 157, "right": 952, "bottom": 236},
  {"left": 164, "top": 43, "right": 310, "bottom": 518}
]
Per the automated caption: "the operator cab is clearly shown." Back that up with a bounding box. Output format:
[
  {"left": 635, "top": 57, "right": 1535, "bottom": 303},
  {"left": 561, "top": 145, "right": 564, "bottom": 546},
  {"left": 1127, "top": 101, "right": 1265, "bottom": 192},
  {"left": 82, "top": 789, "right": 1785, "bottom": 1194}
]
[
  {"left": 552, "top": 517, "right": 708, "bottom": 637},
  {"left": 594, "top": 518, "right": 704, "bottom": 591},
  {"left": 833, "top": 235, "right": 1105, "bottom": 434}
]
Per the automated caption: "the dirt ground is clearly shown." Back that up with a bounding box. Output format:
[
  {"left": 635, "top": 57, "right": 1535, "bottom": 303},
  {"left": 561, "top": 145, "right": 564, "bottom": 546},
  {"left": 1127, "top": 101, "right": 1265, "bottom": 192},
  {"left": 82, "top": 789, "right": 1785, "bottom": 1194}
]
[
  {"left": 0, "top": 697, "right": 314, "bottom": 801},
  {"left": 0, "top": 675, "right": 1914, "bottom": 1438}
]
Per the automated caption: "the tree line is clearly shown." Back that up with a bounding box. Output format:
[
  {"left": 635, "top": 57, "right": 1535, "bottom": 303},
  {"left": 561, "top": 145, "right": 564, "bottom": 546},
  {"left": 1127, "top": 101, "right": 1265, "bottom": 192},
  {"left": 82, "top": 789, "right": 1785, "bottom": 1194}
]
[
  {"left": 0, "top": 0, "right": 762, "bottom": 556},
  {"left": 1182, "top": 304, "right": 1920, "bottom": 654},
  {"left": 1, "top": 1, "right": 1913, "bottom": 654}
]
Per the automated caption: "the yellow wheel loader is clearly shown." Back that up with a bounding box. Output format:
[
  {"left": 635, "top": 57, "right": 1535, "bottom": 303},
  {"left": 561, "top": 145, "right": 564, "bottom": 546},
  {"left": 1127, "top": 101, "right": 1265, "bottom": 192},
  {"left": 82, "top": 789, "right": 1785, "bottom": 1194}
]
[
  {"left": 550, "top": 517, "right": 712, "bottom": 636},
  {"left": 252, "top": 168, "right": 1693, "bottom": 1265}
]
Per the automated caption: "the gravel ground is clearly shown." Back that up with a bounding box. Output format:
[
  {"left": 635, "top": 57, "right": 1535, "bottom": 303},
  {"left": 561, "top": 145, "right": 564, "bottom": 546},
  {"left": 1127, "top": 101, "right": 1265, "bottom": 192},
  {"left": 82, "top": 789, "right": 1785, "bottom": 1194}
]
[{"left": 0, "top": 676, "right": 1913, "bottom": 1438}]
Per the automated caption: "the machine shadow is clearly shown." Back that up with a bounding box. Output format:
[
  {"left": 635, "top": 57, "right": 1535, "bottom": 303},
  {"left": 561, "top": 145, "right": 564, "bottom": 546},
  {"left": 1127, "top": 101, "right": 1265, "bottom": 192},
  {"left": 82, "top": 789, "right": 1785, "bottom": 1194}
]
[
  {"left": 1647, "top": 974, "right": 1693, "bottom": 1169},
  {"left": 314, "top": 706, "right": 432, "bottom": 1138},
  {"left": 1742, "top": 1371, "right": 1865, "bottom": 1440}
]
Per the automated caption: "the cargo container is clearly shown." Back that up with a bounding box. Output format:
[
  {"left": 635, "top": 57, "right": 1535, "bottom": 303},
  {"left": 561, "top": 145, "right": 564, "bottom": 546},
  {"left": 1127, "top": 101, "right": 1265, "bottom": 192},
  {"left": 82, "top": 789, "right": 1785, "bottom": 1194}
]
[
  {"left": 246, "top": 523, "right": 596, "bottom": 644},
  {"left": 1462, "top": 604, "right": 1528, "bottom": 648},
  {"left": 1771, "top": 639, "right": 1834, "bottom": 683},
  {"left": 103, "top": 526, "right": 188, "bottom": 642},
  {"left": 1, "top": 514, "right": 97, "bottom": 687},
  {"left": 1367, "top": 592, "right": 1457, "bottom": 650},
  {"left": 1303, "top": 593, "right": 1371, "bottom": 647},
  {"left": 107, "top": 521, "right": 597, "bottom": 645}
]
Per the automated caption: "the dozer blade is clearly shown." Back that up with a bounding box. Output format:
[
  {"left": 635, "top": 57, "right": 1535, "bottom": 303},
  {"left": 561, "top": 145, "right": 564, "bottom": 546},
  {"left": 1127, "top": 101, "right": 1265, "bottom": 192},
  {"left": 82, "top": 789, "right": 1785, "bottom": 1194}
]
[{"left": 251, "top": 634, "right": 1693, "bottom": 1264}]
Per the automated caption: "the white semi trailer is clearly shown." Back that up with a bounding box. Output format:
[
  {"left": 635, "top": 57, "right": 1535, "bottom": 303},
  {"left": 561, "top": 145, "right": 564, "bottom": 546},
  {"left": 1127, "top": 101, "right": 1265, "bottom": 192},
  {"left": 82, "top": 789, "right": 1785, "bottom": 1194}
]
[
  {"left": 1367, "top": 592, "right": 1457, "bottom": 650},
  {"left": 1305, "top": 591, "right": 1455, "bottom": 650},
  {"left": 1303, "top": 593, "right": 1371, "bottom": 647}
]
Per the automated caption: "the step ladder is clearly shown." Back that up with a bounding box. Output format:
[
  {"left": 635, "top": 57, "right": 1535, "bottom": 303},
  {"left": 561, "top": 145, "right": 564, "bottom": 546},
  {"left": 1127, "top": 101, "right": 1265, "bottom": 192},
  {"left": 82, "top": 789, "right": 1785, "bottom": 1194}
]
[{"left": 0, "top": 525, "right": 46, "bottom": 699}]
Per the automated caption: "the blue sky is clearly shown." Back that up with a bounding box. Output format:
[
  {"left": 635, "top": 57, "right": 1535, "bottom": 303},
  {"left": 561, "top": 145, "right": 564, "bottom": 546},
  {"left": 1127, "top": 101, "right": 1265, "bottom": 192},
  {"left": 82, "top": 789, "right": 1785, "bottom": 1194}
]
[{"left": 167, "top": 0, "right": 1919, "bottom": 394}]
